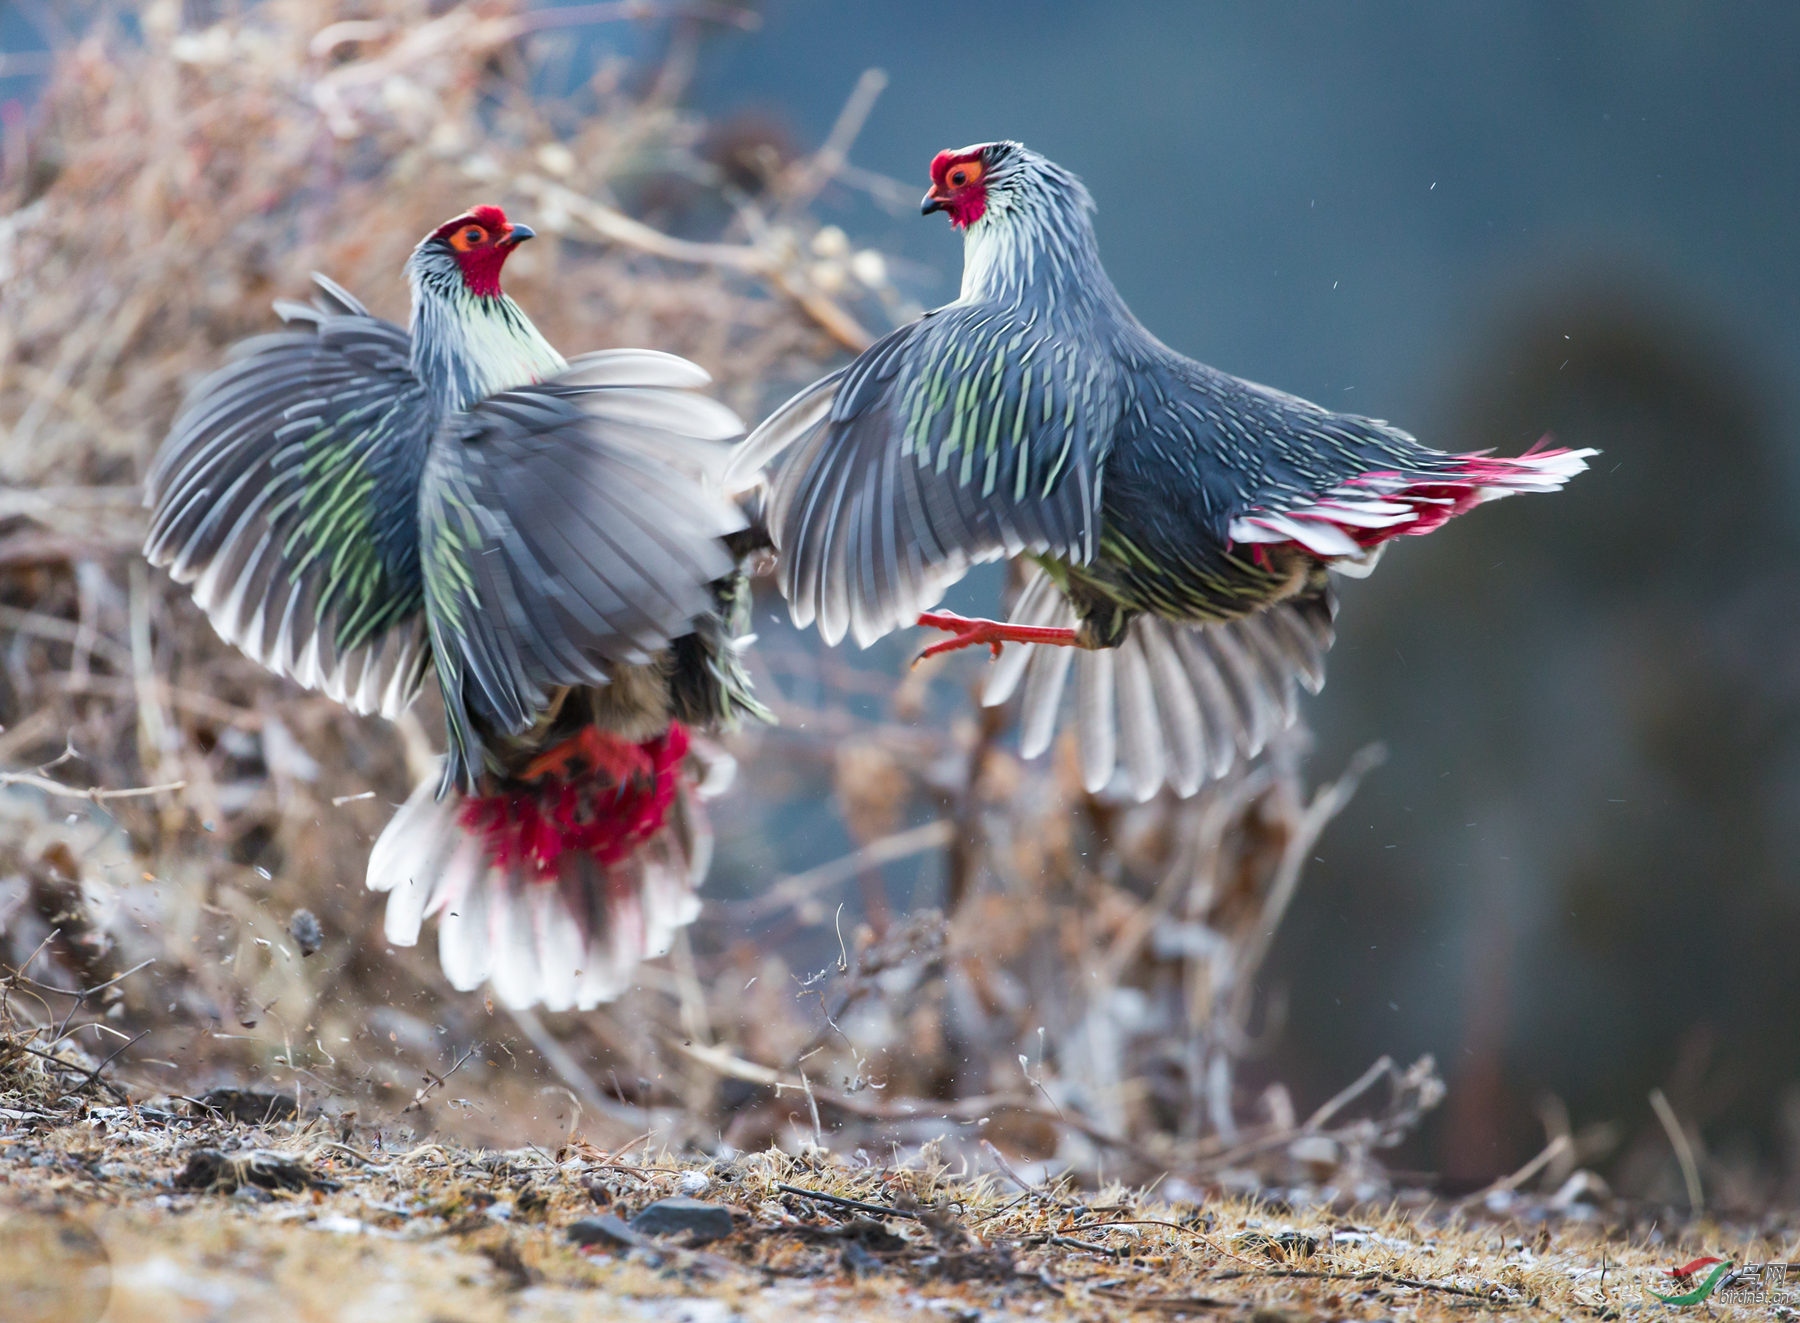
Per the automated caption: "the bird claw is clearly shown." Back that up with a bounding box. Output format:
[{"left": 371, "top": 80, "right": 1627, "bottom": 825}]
[{"left": 911, "top": 611, "right": 1081, "bottom": 667}]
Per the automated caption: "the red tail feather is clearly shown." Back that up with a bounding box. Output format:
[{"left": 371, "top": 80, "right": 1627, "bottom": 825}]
[
  {"left": 1227, "top": 442, "right": 1595, "bottom": 560},
  {"left": 459, "top": 723, "right": 690, "bottom": 878}
]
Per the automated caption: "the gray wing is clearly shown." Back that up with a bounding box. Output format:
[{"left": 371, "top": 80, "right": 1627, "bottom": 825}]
[
  {"left": 419, "top": 352, "right": 747, "bottom": 790},
  {"left": 729, "top": 309, "right": 1117, "bottom": 646},
  {"left": 144, "top": 276, "right": 434, "bottom": 718},
  {"left": 982, "top": 565, "right": 1336, "bottom": 800}
]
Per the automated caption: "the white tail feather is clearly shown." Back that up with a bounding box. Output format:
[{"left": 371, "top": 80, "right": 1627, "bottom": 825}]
[
  {"left": 1075, "top": 646, "right": 1117, "bottom": 794},
  {"left": 981, "top": 566, "right": 1335, "bottom": 801},
  {"left": 365, "top": 756, "right": 709, "bottom": 1012}
]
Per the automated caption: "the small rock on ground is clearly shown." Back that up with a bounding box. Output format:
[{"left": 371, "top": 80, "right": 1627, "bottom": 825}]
[{"left": 628, "top": 1198, "right": 736, "bottom": 1244}]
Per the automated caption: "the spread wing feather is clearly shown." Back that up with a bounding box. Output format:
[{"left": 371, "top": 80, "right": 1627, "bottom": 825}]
[
  {"left": 419, "top": 365, "right": 747, "bottom": 790},
  {"left": 143, "top": 276, "right": 434, "bottom": 718},
  {"left": 150, "top": 288, "right": 748, "bottom": 797},
  {"left": 735, "top": 310, "right": 1116, "bottom": 646}
]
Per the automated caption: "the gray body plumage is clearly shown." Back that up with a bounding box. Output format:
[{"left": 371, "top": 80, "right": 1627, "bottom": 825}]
[
  {"left": 734, "top": 141, "right": 1592, "bottom": 799},
  {"left": 148, "top": 256, "right": 748, "bottom": 793},
  {"left": 146, "top": 218, "right": 765, "bottom": 1009}
]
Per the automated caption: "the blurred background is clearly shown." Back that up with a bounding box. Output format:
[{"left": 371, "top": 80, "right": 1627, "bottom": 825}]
[
  {"left": 3, "top": 1, "right": 1797, "bottom": 1210},
  {"left": 693, "top": 0, "right": 1800, "bottom": 1198}
]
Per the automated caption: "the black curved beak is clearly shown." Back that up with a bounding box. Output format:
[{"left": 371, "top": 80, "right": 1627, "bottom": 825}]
[
  {"left": 920, "top": 190, "right": 946, "bottom": 216},
  {"left": 503, "top": 223, "right": 536, "bottom": 245}
]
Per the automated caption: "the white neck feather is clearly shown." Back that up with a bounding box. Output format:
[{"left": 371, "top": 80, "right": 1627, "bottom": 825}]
[
  {"left": 959, "top": 215, "right": 1026, "bottom": 303},
  {"left": 406, "top": 255, "right": 567, "bottom": 412}
]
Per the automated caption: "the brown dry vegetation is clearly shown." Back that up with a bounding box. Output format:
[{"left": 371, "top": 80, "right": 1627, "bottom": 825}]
[
  {"left": 4, "top": 1036, "right": 1798, "bottom": 1321},
  {"left": 0, "top": 0, "right": 1392, "bottom": 1174},
  {"left": 2, "top": 3, "right": 1791, "bottom": 1318}
]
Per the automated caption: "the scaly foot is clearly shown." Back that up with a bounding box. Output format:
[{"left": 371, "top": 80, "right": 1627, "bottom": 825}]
[{"left": 912, "top": 610, "right": 1081, "bottom": 665}]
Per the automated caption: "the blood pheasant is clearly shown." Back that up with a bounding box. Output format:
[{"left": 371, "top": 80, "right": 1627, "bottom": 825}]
[
  {"left": 732, "top": 143, "right": 1591, "bottom": 800},
  {"left": 146, "top": 206, "right": 766, "bottom": 1009}
]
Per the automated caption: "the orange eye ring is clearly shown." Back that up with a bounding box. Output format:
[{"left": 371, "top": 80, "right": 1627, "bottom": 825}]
[
  {"left": 448, "top": 225, "right": 488, "bottom": 252},
  {"left": 945, "top": 159, "right": 984, "bottom": 190}
]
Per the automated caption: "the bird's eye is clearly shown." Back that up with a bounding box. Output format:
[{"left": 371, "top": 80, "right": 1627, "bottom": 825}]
[
  {"left": 946, "top": 160, "right": 983, "bottom": 189},
  {"left": 448, "top": 225, "right": 488, "bottom": 252}
]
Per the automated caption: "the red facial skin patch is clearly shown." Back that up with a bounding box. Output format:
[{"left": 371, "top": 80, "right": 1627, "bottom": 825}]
[
  {"left": 430, "top": 204, "right": 522, "bottom": 298},
  {"left": 929, "top": 150, "right": 989, "bottom": 229}
]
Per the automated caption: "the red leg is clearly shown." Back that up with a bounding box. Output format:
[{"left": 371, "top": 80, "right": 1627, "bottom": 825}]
[
  {"left": 913, "top": 610, "right": 1081, "bottom": 664},
  {"left": 521, "top": 735, "right": 584, "bottom": 782},
  {"left": 521, "top": 726, "right": 653, "bottom": 784}
]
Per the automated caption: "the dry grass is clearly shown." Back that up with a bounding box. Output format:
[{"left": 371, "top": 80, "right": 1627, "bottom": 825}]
[
  {"left": 3, "top": 970, "right": 1793, "bottom": 1317},
  {"left": 2, "top": 1081, "right": 1797, "bottom": 1322},
  {"left": 4, "top": 7, "right": 1798, "bottom": 1315},
  {"left": 10, "top": 17, "right": 1775, "bottom": 1304},
  {"left": 0, "top": 0, "right": 1443, "bottom": 1193}
]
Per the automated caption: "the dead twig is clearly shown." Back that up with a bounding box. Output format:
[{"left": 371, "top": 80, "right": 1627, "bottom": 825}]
[
  {"left": 732, "top": 821, "right": 953, "bottom": 921},
  {"left": 1648, "top": 1087, "right": 1705, "bottom": 1215},
  {"left": 980, "top": 1137, "right": 1058, "bottom": 1202},
  {"left": 1186, "top": 1052, "right": 1420, "bottom": 1173},
  {"left": 671, "top": 1038, "right": 1147, "bottom": 1161},
  {"left": 777, "top": 67, "right": 887, "bottom": 216},
  {"left": 1455, "top": 1133, "right": 1574, "bottom": 1208},
  {"left": 1038, "top": 1234, "right": 1122, "bottom": 1256},
  {"left": 4, "top": 1037, "right": 131, "bottom": 1104},
  {"left": 502, "top": 1005, "right": 644, "bottom": 1129},
  {"left": 518, "top": 175, "right": 874, "bottom": 351},
  {"left": 1222, "top": 744, "right": 1386, "bottom": 1037},
  {"left": 509, "top": 2, "right": 761, "bottom": 34},
  {"left": 399, "top": 1044, "right": 478, "bottom": 1115},
  {"left": 0, "top": 770, "right": 186, "bottom": 802},
  {"left": 774, "top": 1181, "right": 920, "bottom": 1221},
  {"left": 1088, "top": 1286, "right": 1236, "bottom": 1312}
]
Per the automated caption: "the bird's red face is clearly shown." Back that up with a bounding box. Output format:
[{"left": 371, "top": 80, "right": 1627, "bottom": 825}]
[
  {"left": 922, "top": 149, "right": 989, "bottom": 229},
  {"left": 429, "top": 204, "right": 535, "bottom": 297}
]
